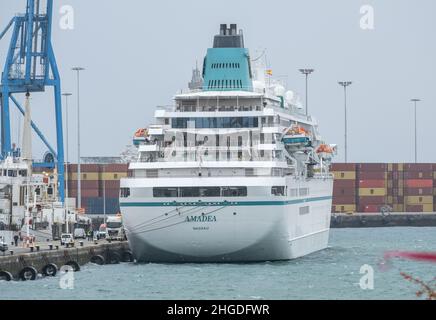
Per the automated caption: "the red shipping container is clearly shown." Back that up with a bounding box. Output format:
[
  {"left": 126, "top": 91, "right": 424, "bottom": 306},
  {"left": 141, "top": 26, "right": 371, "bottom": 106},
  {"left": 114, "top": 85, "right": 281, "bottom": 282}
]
[
  {"left": 333, "top": 188, "right": 356, "bottom": 197},
  {"left": 333, "top": 180, "right": 356, "bottom": 188},
  {"left": 357, "top": 163, "right": 387, "bottom": 172},
  {"left": 102, "top": 189, "right": 120, "bottom": 198},
  {"left": 357, "top": 171, "right": 386, "bottom": 180},
  {"left": 332, "top": 196, "right": 356, "bottom": 205},
  {"left": 405, "top": 179, "right": 433, "bottom": 188},
  {"left": 404, "top": 164, "right": 433, "bottom": 172},
  {"left": 403, "top": 171, "right": 433, "bottom": 179},
  {"left": 331, "top": 163, "right": 356, "bottom": 171},
  {"left": 404, "top": 187, "right": 433, "bottom": 196},
  {"left": 69, "top": 189, "right": 99, "bottom": 198},
  {"left": 67, "top": 164, "right": 101, "bottom": 173},
  {"left": 357, "top": 196, "right": 386, "bottom": 205},
  {"left": 358, "top": 180, "right": 386, "bottom": 188},
  {"left": 392, "top": 172, "right": 404, "bottom": 179}
]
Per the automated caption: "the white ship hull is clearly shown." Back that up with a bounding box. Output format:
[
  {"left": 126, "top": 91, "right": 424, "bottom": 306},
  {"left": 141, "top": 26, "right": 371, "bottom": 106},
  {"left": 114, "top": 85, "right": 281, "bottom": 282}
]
[{"left": 120, "top": 177, "right": 333, "bottom": 262}]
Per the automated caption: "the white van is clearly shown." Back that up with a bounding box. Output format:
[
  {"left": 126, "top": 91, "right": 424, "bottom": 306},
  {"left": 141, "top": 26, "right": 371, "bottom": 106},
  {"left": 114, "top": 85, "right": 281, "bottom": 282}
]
[{"left": 74, "top": 228, "right": 86, "bottom": 239}]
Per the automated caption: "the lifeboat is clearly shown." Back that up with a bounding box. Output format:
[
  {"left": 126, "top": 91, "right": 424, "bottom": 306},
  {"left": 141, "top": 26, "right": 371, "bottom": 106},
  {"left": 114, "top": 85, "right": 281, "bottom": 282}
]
[
  {"left": 316, "top": 144, "right": 336, "bottom": 159},
  {"left": 282, "top": 125, "right": 311, "bottom": 146},
  {"left": 133, "top": 128, "right": 149, "bottom": 146}
]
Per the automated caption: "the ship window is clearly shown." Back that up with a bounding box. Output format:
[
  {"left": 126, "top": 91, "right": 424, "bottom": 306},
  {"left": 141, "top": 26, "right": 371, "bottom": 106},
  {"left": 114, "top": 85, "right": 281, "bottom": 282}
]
[
  {"left": 299, "top": 206, "right": 310, "bottom": 215},
  {"left": 272, "top": 186, "right": 285, "bottom": 196},
  {"left": 299, "top": 188, "right": 309, "bottom": 197},
  {"left": 289, "top": 188, "right": 298, "bottom": 197},
  {"left": 180, "top": 187, "right": 200, "bottom": 197},
  {"left": 199, "top": 187, "right": 220, "bottom": 197},
  {"left": 153, "top": 187, "right": 178, "bottom": 198},
  {"left": 120, "top": 188, "right": 130, "bottom": 198},
  {"left": 222, "top": 186, "right": 247, "bottom": 197}
]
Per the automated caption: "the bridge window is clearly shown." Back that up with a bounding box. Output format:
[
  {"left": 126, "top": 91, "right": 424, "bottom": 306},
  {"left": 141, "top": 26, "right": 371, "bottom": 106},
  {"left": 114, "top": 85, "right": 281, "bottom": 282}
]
[
  {"left": 120, "top": 188, "right": 130, "bottom": 198},
  {"left": 152, "top": 186, "right": 247, "bottom": 198},
  {"left": 222, "top": 187, "right": 247, "bottom": 197},
  {"left": 272, "top": 186, "right": 285, "bottom": 196},
  {"left": 153, "top": 187, "right": 178, "bottom": 198}
]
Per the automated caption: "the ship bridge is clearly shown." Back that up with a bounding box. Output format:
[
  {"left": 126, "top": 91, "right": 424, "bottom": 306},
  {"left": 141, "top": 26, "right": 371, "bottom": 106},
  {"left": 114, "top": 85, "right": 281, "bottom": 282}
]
[{"left": 202, "top": 24, "right": 253, "bottom": 92}]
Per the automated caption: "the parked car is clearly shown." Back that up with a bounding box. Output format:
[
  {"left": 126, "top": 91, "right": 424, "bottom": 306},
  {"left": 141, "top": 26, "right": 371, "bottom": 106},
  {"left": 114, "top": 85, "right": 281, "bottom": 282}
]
[
  {"left": 73, "top": 228, "right": 86, "bottom": 239},
  {"left": 60, "top": 233, "right": 74, "bottom": 246}
]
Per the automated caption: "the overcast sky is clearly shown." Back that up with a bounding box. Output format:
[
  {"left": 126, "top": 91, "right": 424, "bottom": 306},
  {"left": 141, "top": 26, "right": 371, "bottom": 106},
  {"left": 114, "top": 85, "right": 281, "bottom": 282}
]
[{"left": 1, "top": 0, "right": 435, "bottom": 163}]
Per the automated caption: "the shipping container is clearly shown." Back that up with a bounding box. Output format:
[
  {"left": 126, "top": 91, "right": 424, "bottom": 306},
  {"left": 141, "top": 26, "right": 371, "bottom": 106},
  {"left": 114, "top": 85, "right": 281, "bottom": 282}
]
[
  {"left": 332, "top": 196, "right": 356, "bottom": 205},
  {"left": 403, "top": 187, "right": 433, "bottom": 196},
  {"left": 102, "top": 164, "right": 129, "bottom": 172},
  {"left": 357, "top": 204, "right": 382, "bottom": 213},
  {"left": 357, "top": 196, "right": 386, "bottom": 205},
  {"left": 357, "top": 171, "right": 387, "bottom": 180},
  {"left": 100, "top": 172, "right": 128, "bottom": 180},
  {"left": 358, "top": 180, "right": 386, "bottom": 188},
  {"left": 404, "top": 179, "right": 433, "bottom": 188},
  {"left": 333, "top": 205, "right": 356, "bottom": 213},
  {"left": 358, "top": 188, "right": 386, "bottom": 196},
  {"left": 405, "top": 196, "right": 433, "bottom": 205},
  {"left": 101, "top": 180, "right": 121, "bottom": 189},
  {"left": 333, "top": 171, "right": 356, "bottom": 180},
  {"left": 404, "top": 164, "right": 433, "bottom": 172},
  {"left": 403, "top": 171, "right": 433, "bottom": 179},
  {"left": 333, "top": 180, "right": 357, "bottom": 188},
  {"left": 67, "top": 164, "right": 101, "bottom": 172},
  {"left": 357, "top": 163, "right": 387, "bottom": 172},
  {"left": 333, "top": 188, "right": 356, "bottom": 197}
]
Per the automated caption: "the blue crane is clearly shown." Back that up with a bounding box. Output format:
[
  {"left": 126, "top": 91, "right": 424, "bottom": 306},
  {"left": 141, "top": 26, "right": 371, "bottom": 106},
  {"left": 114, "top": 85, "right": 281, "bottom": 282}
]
[{"left": 0, "top": 0, "right": 65, "bottom": 201}]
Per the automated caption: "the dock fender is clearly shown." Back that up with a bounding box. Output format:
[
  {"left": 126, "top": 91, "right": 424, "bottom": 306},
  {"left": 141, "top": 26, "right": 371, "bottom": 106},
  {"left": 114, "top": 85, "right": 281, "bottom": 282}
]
[
  {"left": 122, "top": 250, "right": 134, "bottom": 263},
  {"left": 19, "top": 266, "right": 38, "bottom": 281},
  {"left": 90, "top": 255, "right": 105, "bottom": 265},
  {"left": 108, "top": 252, "right": 121, "bottom": 265},
  {"left": 0, "top": 270, "right": 13, "bottom": 281},
  {"left": 65, "top": 261, "right": 80, "bottom": 272},
  {"left": 42, "top": 263, "right": 58, "bottom": 277}
]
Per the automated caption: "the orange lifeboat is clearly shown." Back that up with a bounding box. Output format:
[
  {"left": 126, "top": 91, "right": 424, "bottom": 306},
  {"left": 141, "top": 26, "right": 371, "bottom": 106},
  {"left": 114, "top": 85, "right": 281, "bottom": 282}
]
[
  {"left": 316, "top": 144, "right": 333, "bottom": 154},
  {"left": 134, "top": 128, "right": 148, "bottom": 138}
]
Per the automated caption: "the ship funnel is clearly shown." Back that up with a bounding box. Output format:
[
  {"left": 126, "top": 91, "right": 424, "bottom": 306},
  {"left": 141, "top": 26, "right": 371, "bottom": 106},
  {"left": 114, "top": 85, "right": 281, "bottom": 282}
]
[{"left": 21, "top": 92, "right": 32, "bottom": 165}]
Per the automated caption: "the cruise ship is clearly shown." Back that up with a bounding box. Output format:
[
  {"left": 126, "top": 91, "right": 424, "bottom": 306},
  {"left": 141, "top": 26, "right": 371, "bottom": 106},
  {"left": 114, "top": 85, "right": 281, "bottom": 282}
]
[{"left": 120, "top": 24, "right": 336, "bottom": 262}]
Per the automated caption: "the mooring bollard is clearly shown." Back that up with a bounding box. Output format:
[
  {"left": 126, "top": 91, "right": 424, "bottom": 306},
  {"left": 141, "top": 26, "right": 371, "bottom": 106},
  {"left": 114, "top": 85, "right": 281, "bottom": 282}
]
[
  {"left": 55, "top": 245, "right": 59, "bottom": 250},
  {"left": 49, "top": 244, "right": 53, "bottom": 250},
  {"left": 10, "top": 250, "right": 13, "bottom": 256},
  {"left": 36, "top": 246, "right": 40, "bottom": 252},
  {"left": 80, "top": 241, "right": 84, "bottom": 247},
  {"left": 30, "top": 247, "right": 34, "bottom": 252}
]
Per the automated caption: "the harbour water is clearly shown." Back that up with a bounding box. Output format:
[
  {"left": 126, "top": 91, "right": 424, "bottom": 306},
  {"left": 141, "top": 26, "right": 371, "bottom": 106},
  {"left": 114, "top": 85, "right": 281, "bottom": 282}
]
[{"left": 0, "top": 227, "right": 435, "bottom": 300}]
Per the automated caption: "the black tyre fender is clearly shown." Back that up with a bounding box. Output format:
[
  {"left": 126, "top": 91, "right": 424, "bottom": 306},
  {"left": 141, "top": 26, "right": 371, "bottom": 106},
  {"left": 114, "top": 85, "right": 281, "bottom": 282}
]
[
  {"left": 108, "top": 252, "right": 120, "bottom": 264},
  {"left": 65, "top": 261, "right": 80, "bottom": 272},
  {"left": 122, "top": 250, "right": 134, "bottom": 263},
  {"left": 90, "top": 255, "right": 105, "bottom": 265},
  {"left": 0, "top": 270, "right": 13, "bottom": 281},
  {"left": 19, "top": 266, "right": 38, "bottom": 281},
  {"left": 42, "top": 263, "right": 58, "bottom": 277}
]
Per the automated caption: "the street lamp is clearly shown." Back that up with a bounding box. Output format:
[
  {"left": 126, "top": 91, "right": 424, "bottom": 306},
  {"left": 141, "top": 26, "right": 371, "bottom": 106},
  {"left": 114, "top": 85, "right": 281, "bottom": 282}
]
[
  {"left": 338, "top": 81, "right": 352, "bottom": 163},
  {"left": 411, "top": 99, "right": 421, "bottom": 163},
  {"left": 72, "top": 67, "right": 85, "bottom": 210},
  {"left": 62, "top": 93, "right": 72, "bottom": 233},
  {"left": 299, "top": 69, "right": 314, "bottom": 116}
]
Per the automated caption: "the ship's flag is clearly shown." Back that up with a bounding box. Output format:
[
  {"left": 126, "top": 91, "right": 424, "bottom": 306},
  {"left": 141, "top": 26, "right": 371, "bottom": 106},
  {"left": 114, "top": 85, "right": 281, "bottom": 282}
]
[{"left": 266, "top": 69, "right": 273, "bottom": 76}]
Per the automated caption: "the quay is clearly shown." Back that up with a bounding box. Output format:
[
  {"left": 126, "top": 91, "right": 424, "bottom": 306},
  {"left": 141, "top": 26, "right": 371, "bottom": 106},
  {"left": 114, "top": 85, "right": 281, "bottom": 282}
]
[
  {"left": 0, "top": 240, "right": 132, "bottom": 281},
  {"left": 331, "top": 212, "right": 436, "bottom": 228}
]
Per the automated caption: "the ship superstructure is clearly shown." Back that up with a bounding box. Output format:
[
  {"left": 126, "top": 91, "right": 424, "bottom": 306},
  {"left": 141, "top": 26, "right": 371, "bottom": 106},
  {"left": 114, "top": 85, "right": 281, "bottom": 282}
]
[{"left": 120, "top": 24, "right": 336, "bottom": 262}]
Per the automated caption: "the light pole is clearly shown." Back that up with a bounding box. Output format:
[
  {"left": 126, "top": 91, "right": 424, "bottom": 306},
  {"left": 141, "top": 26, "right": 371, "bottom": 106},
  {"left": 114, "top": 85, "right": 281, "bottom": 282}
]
[
  {"left": 299, "top": 69, "right": 314, "bottom": 116},
  {"left": 411, "top": 99, "right": 421, "bottom": 163},
  {"left": 62, "top": 92, "right": 72, "bottom": 231},
  {"left": 338, "top": 81, "right": 352, "bottom": 163},
  {"left": 72, "top": 67, "right": 85, "bottom": 210}
]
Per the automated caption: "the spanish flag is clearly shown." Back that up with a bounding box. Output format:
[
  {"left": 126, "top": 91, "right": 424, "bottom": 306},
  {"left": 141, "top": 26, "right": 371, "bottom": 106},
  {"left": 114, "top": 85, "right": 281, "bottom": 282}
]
[{"left": 266, "top": 69, "right": 273, "bottom": 76}]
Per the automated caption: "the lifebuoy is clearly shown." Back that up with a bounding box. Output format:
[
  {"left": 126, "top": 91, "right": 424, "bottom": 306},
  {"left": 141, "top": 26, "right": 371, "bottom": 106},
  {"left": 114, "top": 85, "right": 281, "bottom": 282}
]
[
  {"left": 19, "top": 266, "right": 38, "bottom": 281},
  {"left": 122, "top": 250, "right": 134, "bottom": 263},
  {"left": 0, "top": 270, "right": 13, "bottom": 281},
  {"left": 65, "top": 261, "right": 80, "bottom": 272},
  {"left": 42, "top": 263, "right": 58, "bottom": 277},
  {"left": 108, "top": 252, "right": 120, "bottom": 264},
  {"left": 90, "top": 255, "right": 105, "bottom": 265}
]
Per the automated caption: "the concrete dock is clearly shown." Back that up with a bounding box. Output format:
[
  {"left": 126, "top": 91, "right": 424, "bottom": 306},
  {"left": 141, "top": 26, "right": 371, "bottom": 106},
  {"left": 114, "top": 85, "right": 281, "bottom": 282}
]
[
  {"left": 330, "top": 212, "right": 436, "bottom": 228},
  {"left": 0, "top": 240, "right": 131, "bottom": 281}
]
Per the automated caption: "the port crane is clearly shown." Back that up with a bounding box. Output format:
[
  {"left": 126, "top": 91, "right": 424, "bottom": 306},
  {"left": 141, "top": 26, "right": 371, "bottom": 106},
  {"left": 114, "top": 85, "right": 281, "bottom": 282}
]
[{"left": 0, "top": 0, "right": 65, "bottom": 201}]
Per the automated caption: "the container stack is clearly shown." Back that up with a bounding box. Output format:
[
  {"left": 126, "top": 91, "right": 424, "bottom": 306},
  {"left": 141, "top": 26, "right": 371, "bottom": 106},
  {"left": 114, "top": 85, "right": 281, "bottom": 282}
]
[
  {"left": 356, "top": 164, "right": 388, "bottom": 213},
  {"left": 403, "top": 164, "right": 433, "bottom": 212},
  {"left": 66, "top": 164, "right": 100, "bottom": 210},
  {"left": 390, "top": 163, "right": 404, "bottom": 212},
  {"left": 331, "top": 163, "right": 357, "bottom": 213}
]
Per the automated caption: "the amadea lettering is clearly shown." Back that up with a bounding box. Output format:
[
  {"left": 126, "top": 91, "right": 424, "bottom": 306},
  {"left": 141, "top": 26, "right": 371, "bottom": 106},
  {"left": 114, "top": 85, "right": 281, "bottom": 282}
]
[{"left": 185, "top": 215, "right": 217, "bottom": 222}]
